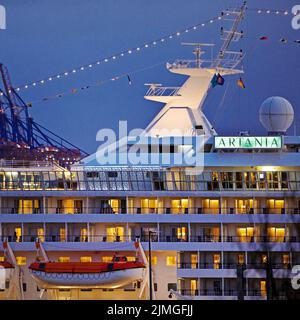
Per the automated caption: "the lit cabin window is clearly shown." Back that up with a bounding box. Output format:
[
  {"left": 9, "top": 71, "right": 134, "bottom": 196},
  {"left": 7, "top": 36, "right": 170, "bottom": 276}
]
[
  {"left": 166, "top": 256, "right": 176, "bottom": 266},
  {"left": 282, "top": 254, "right": 289, "bottom": 265},
  {"left": 58, "top": 257, "right": 70, "bottom": 263},
  {"left": 80, "top": 257, "right": 92, "bottom": 263},
  {"left": 0, "top": 256, "right": 4, "bottom": 262},
  {"left": 147, "top": 256, "right": 157, "bottom": 265},
  {"left": 16, "top": 257, "right": 26, "bottom": 265},
  {"left": 151, "top": 256, "right": 158, "bottom": 265}
]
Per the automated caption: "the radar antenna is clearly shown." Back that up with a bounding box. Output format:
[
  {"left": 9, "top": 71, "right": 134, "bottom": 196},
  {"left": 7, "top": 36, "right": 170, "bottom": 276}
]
[{"left": 181, "top": 43, "right": 215, "bottom": 68}]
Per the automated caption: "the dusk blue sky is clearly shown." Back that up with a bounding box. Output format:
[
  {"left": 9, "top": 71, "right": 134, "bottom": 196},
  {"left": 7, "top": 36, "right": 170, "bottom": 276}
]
[{"left": 1, "top": 0, "right": 299, "bottom": 153}]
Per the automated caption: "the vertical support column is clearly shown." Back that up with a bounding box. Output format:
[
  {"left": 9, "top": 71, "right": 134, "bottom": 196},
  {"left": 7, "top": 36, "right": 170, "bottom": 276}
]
[
  {"left": 221, "top": 222, "right": 223, "bottom": 243},
  {"left": 43, "top": 196, "right": 46, "bottom": 214},
  {"left": 157, "top": 222, "right": 160, "bottom": 242},
  {"left": 222, "top": 277, "right": 225, "bottom": 296},
  {"left": 43, "top": 222, "right": 46, "bottom": 242},
  {"left": 0, "top": 223, "right": 2, "bottom": 240},
  {"left": 21, "top": 222, "right": 24, "bottom": 242},
  {"left": 245, "top": 251, "right": 248, "bottom": 297},
  {"left": 197, "top": 250, "right": 200, "bottom": 269},
  {"left": 126, "top": 196, "right": 129, "bottom": 214},
  {"left": 188, "top": 222, "right": 191, "bottom": 242},
  {"left": 126, "top": 222, "right": 129, "bottom": 242},
  {"left": 87, "top": 222, "right": 90, "bottom": 242},
  {"left": 86, "top": 197, "right": 89, "bottom": 214},
  {"left": 65, "top": 222, "right": 68, "bottom": 242},
  {"left": 221, "top": 250, "right": 224, "bottom": 269},
  {"left": 220, "top": 197, "right": 223, "bottom": 214}
]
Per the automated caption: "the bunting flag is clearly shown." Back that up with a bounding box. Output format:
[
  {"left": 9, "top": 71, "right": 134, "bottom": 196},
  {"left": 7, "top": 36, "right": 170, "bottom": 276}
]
[
  {"left": 294, "top": 40, "right": 300, "bottom": 44},
  {"left": 127, "top": 75, "right": 132, "bottom": 85},
  {"left": 279, "top": 38, "right": 288, "bottom": 43},
  {"left": 210, "top": 74, "right": 218, "bottom": 88},
  {"left": 260, "top": 36, "right": 268, "bottom": 40},
  {"left": 13, "top": 11, "right": 227, "bottom": 93},
  {"left": 237, "top": 77, "right": 246, "bottom": 89},
  {"left": 211, "top": 73, "right": 225, "bottom": 87},
  {"left": 217, "top": 73, "right": 225, "bottom": 86}
]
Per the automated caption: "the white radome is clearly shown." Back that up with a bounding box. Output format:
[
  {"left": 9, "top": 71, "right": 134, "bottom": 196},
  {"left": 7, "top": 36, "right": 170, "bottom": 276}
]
[{"left": 259, "top": 96, "right": 294, "bottom": 133}]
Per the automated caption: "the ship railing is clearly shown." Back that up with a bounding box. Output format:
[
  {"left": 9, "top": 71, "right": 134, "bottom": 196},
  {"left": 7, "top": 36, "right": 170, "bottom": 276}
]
[
  {"left": 177, "top": 262, "right": 293, "bottom": 270},
  {"left": 1, "top": 234, "right": 300, "bottom": 243},
  {"left": 167, "top": 59, "right": 214, "bottom": 69},
  {"left": 145, "top": 85, "right": 180, "bottom": 97},
  {"left": 0, "top": 159, "right": 54, "bottom": 168},
  {"left": 3, "top": 206, "right": 297, "bottom": 215}
]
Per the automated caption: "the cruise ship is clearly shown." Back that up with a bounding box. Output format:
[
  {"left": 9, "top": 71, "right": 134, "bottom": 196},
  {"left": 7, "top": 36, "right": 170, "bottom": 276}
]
[{"left": 0, "top": 3, "right": 299, "bottom": 300}]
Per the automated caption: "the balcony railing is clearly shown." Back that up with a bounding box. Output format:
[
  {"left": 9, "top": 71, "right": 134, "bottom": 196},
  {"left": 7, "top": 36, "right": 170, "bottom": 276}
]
[
  {"left": 177, "top": 262, "right": 293, "bottom": 269},
  {"left": 2, "top": 234, "right": 300, "bottom": 244},
  {"left": 1, "top": 206, "right": 300, "bottom": 215}
]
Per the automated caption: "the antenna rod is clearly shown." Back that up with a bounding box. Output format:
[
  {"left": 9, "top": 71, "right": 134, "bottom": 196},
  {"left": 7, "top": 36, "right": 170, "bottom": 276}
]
[{"left": 212, "top": 1, "right": 247, "bottom": 69}]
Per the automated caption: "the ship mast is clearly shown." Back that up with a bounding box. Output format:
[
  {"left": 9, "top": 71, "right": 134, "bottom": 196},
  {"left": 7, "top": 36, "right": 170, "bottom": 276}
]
[{"left": 143, "top": 2, "right": 247, "bottom": 138}]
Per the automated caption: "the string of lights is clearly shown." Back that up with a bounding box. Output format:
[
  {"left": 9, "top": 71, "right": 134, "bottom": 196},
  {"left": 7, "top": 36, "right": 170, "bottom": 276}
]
[
  {"left": 12, "top": 13, "right": 225, "bottom": 93},
  {"left": 10, "top": 7, "right": 291, "bottom": 95},
  {"left": 26, "top": 61, "right": 166, "bottom": 106}
]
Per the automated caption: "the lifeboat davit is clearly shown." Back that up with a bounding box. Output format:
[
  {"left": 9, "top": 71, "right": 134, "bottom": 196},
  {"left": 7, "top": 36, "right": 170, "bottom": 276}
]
[{"left": 29, "top": 256, "right": 146, "bottom": 289}]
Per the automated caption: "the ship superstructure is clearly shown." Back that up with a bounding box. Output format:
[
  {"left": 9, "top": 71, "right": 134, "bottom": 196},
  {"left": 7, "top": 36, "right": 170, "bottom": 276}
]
[{"left": 0, "top": 3, "right": 299, "bottom": 300}]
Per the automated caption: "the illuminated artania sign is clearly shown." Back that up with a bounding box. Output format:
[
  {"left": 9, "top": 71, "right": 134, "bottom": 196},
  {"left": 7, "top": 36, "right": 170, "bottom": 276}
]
[{"left": 214, "top": 136, "right": 282, "bottom": 149}]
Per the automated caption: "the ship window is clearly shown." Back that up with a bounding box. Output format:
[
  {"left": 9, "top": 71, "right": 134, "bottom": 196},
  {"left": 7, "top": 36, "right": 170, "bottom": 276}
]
[
  {"left": 151, "top": 256, "right": 157, "bottom": 265},
  {"left": 16, "top": 257, "right": 26, "bottom": 265},
  {"left": 166, "top": 256, "right": 176, "bottom": 266},
  {"left": 167, "top": 283, "right": 177, "bottom": 291},
  {"left": 22, "top": 283, "right": 27, "bottom": 292},
  {"left": 237, "top": 227, "right": 254, "bottom": 242},
  {"left": 59, "top": 289, "right": 70, "bottom": 292},
  {"left": 58, "top": 257, "right": 70, "bottom": 263},
  {"left": 0, "top": 256, "right": 4, "bottom": 262},
  {"left": 154, "top": 283, "right": 158, "bottom": 292},
  {"left": 86, "top": 172, "right": 99, "bottom": 178},
  {"left": 260, "top": 281, "right": 267, "bottom": 297},
  {"left": 80, "top": 256, "right": 92, "bottom": 263},
  {"left": 108, "top": 171, "right": 118, "bottom": 178},
  {"left": 238, "top": 254, "right": 245, "bottom": 265},
  {"left": 267, "top": 227, "right": 285, "bottom": 242},
  {"left": 262, "top": 254, "right": 267, "bottom": 264},
  {"left": 282, "top": 254, "right": 289, "bottom": 265}
]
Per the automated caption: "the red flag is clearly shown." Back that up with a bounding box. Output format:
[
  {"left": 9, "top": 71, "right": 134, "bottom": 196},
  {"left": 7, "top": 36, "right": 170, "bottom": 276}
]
[{"left": 260, "top": 36, "right": 268, "bottom": 41}]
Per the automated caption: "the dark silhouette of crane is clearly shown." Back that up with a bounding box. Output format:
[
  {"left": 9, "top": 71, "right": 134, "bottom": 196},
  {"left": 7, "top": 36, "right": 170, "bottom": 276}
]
[{"left": 0, "top": 64, "right": 88, "bottom": 167}]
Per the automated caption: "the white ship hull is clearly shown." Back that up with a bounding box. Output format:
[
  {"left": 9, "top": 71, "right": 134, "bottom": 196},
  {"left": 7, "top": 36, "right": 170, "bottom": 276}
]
[{"left": 30, "top": 268, "right": 145, "bottom": 289}]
